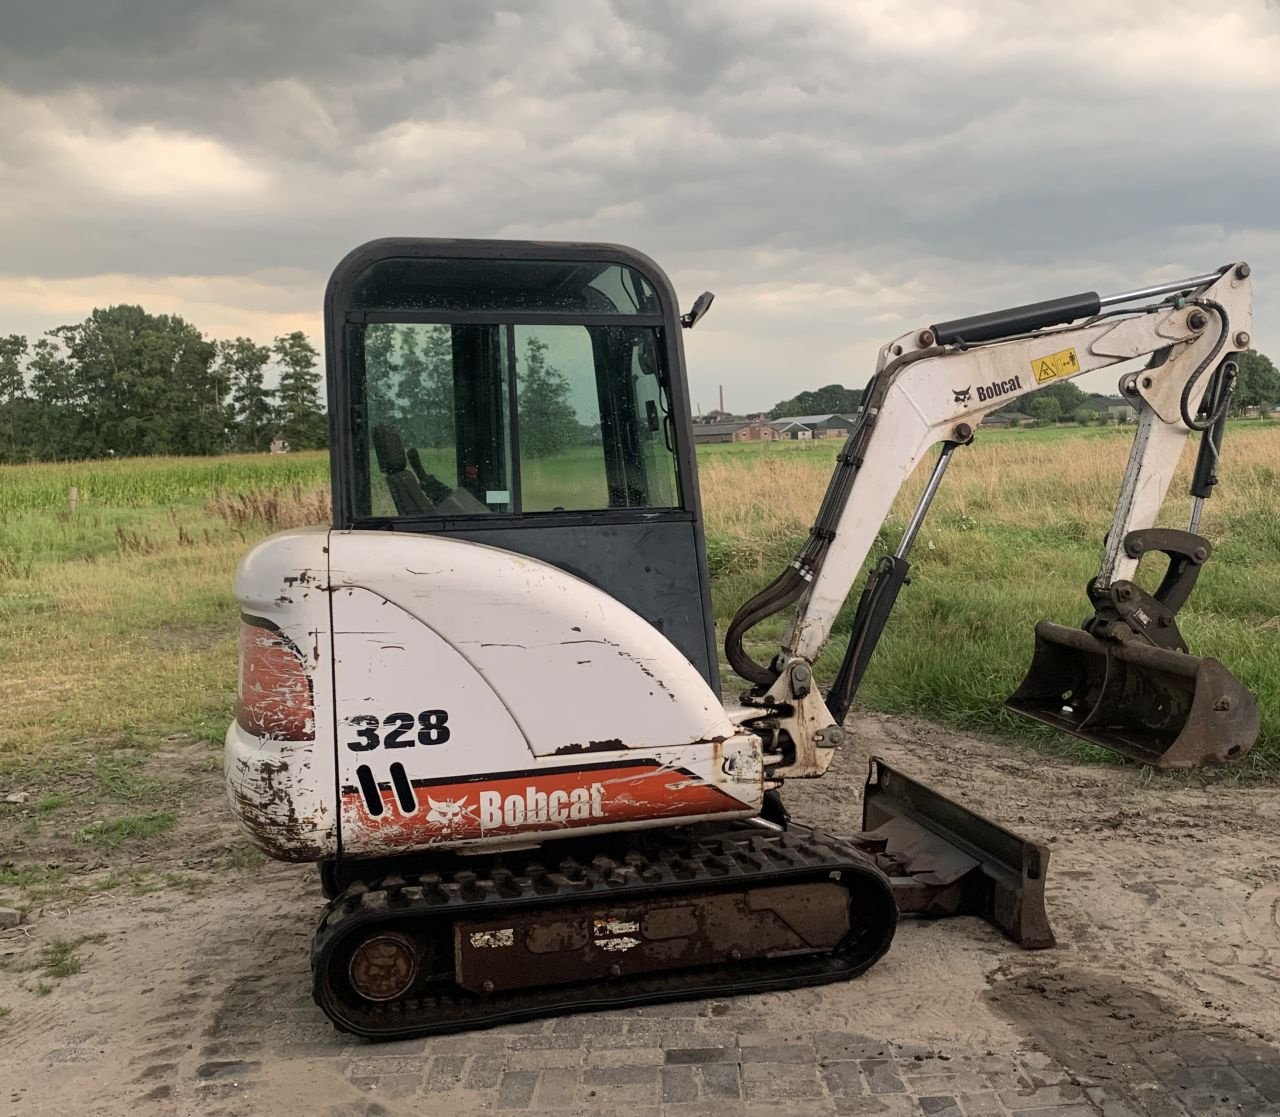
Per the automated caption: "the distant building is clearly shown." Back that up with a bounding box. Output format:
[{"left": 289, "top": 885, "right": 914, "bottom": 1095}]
[
  {"left": 769, "top": 420, "right": 812, "bottom": 440},
  {"left": 692, "top": 419, "right": 782, "bottom": 445},
  {"left": 772, "top": 414, "right": 858, "bottom": 439},
  {"left": 269, "top": 433, "right": 290, "bottom": 454},
  {"left": 1082, "top": 395, "right": 1132, "bottom": 421},
  {"left": 982, "top": 411, "right": 1032, "bottom": 428}
]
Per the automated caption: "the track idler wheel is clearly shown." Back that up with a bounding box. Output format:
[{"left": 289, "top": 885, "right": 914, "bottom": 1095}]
[{"left": 347, "top": 931, "right": 421, "bottom": 1002}]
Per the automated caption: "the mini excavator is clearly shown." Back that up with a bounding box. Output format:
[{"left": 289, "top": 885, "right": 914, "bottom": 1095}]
[{"left": 225, "top": 240, "right": 1257, "bottom": 1037}]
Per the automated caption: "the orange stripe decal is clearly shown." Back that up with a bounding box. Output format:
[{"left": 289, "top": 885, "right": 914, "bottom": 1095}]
[{"left": 342, "top": 762, "right": 748, "bottom": 847}]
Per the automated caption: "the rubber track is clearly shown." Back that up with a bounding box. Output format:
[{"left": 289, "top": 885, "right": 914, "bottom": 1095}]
[{"left": 311, "top": 823, "right": 897, "bottom": 1039}]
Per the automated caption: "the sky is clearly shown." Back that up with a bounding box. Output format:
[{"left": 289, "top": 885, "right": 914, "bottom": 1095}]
[{"left": 2, "top": 0, "right": 1278, "bottom": 413}]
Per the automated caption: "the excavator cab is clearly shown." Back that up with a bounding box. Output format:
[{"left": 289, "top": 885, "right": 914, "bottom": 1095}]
[{"left": 324, "top": 239, "right": 720, "bottom": 688}]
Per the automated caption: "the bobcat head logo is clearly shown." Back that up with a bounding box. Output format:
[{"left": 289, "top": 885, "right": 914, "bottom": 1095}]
[
  {"left": 425, "top": 796, "right": 475, "bottom": 830},
  {"left": 953, "top": 386, "right": 972, "bottom": 404}
]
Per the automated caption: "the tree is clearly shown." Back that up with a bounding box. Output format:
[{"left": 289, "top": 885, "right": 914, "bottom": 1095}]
[
  {"left": 392, "top": 325, "right": 454, "bottom": 448},
  {"left": 519, "top": 335, "right": 580, "bottom": 457},
  {"left": 0, "top": 308, "right": 329, "bottom": 460},
  {"left": 418, "top": 326, "right": 455, "bottom": 448},
  {"left": 1233, "top": 349, "right": 1280, "bottom": 416},
  {"left": 273, "top": 331, "right": 326, "bottom": 449},
  {"left": 26, "top": 324, "right": 105, "bottom": 458},
  {"left": 0, "top": 334, "right": 26, "bottom": 403},
  {"left": 995, "top": 379, "right": 1085, "bottom": 417},
  {"left": 221, "top": 338, "right": 275, "bottom": 451},
  {"left": 1027, "top": 396, "right": 1061, "bottom": 424},
  {"left": 0, "top": 334, "right": 29, "bottom": 461},
  {"left": 769, "top": 384, "right": 862, "bottom": 419},
  {"left": 37, "top": 306, "right": 223, "bottom": 457},
  {"left": 363, "top": 324, "right": 398, "bottom": 423}
]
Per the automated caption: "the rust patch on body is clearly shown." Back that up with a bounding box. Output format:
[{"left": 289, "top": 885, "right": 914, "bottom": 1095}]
[{"left": 552, "top": 739, "right": 625, "bottom": 756}]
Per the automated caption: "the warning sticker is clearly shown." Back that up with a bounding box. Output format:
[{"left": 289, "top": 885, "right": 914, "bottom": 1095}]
[{"left": 1030, "top": 347, "right": 1081, "bottom": 384}]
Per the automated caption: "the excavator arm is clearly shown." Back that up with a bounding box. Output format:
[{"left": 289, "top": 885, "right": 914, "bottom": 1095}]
[{"left": 728, "top": 263, "right": 1256, "bottom": 776}]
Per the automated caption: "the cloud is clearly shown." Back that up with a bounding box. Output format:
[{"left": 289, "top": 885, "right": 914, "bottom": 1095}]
[{"left": 1, "top": 0, "right": 1278, "bottom": 408}]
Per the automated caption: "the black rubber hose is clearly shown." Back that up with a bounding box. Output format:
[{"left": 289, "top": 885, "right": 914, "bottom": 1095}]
[
  {"left": 1182, "top": 299, "right": 1231, "bottom": 431},
  {"left": 724, "top": 565, "right": 813, "bottom": 685},
  {"left": 721, "top": 350, "right": 942, "bottom": 688}
]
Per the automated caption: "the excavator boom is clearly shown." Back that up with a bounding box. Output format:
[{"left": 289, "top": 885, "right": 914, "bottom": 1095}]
[{"left": 728, "top": 262, "right": 1256, "bottom": 774}]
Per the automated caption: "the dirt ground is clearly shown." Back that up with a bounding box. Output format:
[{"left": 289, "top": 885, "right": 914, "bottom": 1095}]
[{"left": 1, "top": 713, "right": 1278, "bottom": 1116}]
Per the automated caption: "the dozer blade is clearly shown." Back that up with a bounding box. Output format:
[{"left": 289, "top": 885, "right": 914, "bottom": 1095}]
[
  {"left": 858, "top": 757, "right": 1054, "bottom": 949},
  {"left": 1006, "top": 620, "right": 1259, "bottom": 769}
]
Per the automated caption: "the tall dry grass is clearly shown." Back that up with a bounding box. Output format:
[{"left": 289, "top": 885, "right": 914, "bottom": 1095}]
[
  {"left": 698, "top": 422, "right": 1280, "bottom": 773},
  {"left": 206, "top": 486, "right": 332, "bottom": 532},
  {"left": 698, "top": 423, "right": 1280, "bottom": 549},
  {"left": 0, "top": 425, "right": 1274, "bottom": 773}
]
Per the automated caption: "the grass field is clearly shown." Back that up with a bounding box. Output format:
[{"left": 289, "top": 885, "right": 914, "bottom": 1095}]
[{"left": 1, "top": 422, "right": 1276, "bottom": 794}]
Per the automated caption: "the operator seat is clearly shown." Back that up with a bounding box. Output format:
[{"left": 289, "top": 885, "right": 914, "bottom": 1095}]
[
  {"left": 370, "top": 424, "right": 435, "bottom": 516},
  {"left": 406, "top": 446, "right": 454, "bottom": 504}
]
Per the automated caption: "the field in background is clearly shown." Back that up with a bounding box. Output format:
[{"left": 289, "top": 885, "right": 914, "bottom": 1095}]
[
  {"left": 1, "top": 424, "right": 1276, "bottom": 790},
  {"left": 701, "top": 423, "right": 1279, "bottom": 772}
]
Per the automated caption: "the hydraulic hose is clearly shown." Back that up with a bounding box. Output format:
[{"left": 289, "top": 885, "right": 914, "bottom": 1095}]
[
  {"left": 1182, "top": 299, "right": 1232, "bottom": 431},
  {"left": 723, "top": 347, "right": 943, "bottom": 688}
]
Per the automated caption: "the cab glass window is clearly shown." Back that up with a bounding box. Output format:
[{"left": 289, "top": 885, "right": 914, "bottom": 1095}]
[
  {"left": 350, "top": 257, "right": 659, "bottom": 314},
  {"left": 348, "top": 321, "right": 679, "bottom": 518}
]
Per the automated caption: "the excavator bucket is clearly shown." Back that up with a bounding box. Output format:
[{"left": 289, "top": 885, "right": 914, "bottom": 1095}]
[
  {"left": 1006, "top": 620, "right": 1259, "bottom": 769},
  {"left": 856, "top": 758, "right": 1054, "bottom": 949}
]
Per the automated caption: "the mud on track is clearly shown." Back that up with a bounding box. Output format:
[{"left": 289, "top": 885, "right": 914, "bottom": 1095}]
[{"left": 1, "top": 713, "right": 1278, "bottom": 1116}]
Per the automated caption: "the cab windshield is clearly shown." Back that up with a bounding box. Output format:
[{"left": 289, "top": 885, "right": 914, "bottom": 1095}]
[{"left": 343, "top": 259, "right": 681, "bottom": 518}]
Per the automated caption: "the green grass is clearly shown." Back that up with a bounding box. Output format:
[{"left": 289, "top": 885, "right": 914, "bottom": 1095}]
[
  {"left": 0, "top": 863, "right": 68, "bottom": 892},
  {"left": 0, "top": 451, "right": 329, "bottom": 515},
  {"left": 75, "top": 811, "right": 177, "bottom": 849},
  {"left": 38, "top": 938, "right": 85, "bottom": 979},
  {"left": 700, "top": 421, "right": 1280, "bottom": 776},
  {"left": 0, "top": 422, "right": 1276, "bottom": 787},
  {"left": 0, "top": 934, "right": 102, "bottom": 996}
]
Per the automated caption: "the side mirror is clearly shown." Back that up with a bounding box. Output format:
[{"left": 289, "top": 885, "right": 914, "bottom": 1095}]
[{"left": 680, "top": 291, "right": 715, "bottom": 329}]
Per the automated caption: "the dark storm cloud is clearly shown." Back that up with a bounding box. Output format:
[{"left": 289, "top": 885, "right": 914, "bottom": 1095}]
[
  {"left": 1, "top": 1, "right": 506, "bottom": 91},
  {"left": 2, "top": 0, "right": 1278, "bottom": 404}
]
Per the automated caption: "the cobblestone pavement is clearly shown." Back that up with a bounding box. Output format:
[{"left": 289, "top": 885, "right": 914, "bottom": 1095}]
[
  {"left": 3, "top": 719, "right": 1278, "bottom": 1116},
  {"left": 9, "top": 926, "right": 1277, "bottom": 1117},
  {"left": 198, "top": 993, "right": 1280, "bottom": 1117}
]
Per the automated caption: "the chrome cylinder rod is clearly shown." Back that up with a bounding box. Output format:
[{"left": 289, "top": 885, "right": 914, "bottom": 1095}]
[
  {"left": 895, "top": 442, "right": 958, "bottom": 560},
  {"left": 1099, "top": 270, "right": 1224, "bottom": 308},
  {"left": 1189, "top": 496, "right": 1205, "bottom": 536}
]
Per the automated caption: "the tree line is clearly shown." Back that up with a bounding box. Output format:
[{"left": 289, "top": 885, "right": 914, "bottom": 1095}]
[
  {"left": 994, "top": 350, "right": 1280, "bottom": 425},
  {"left": 365, "top": 325, "right": 591, "bottom": 459},
  {"left": 766, "top": 351, "right": 1279, "bottom": 427},
  {"left": 767, "top": 383, "right": 863, "bottom": 419},
  {"left": 3, "top": 304, "right": 1274, "bottom": 464},
  {"left": 0, "top": 305, "right": 325, "bottom": 463}
]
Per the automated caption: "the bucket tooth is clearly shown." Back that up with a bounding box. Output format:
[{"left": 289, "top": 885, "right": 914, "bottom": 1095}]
[
  {"left": 860, "top": 757, "right": 1054, "bottom": 949},
  {"left": 1006, "top": 620, "right": 1259, "bottom": 769}
]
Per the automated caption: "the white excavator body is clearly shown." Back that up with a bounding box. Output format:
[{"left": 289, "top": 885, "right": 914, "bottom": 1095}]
[{"left": 224, "top": 239, "right": 1256, "bottom": 1037}]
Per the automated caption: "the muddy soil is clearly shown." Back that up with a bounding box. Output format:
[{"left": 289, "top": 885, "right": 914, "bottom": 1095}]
[{"left": 1, "top": 713, "right": 1277, "bottom": 1116}]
